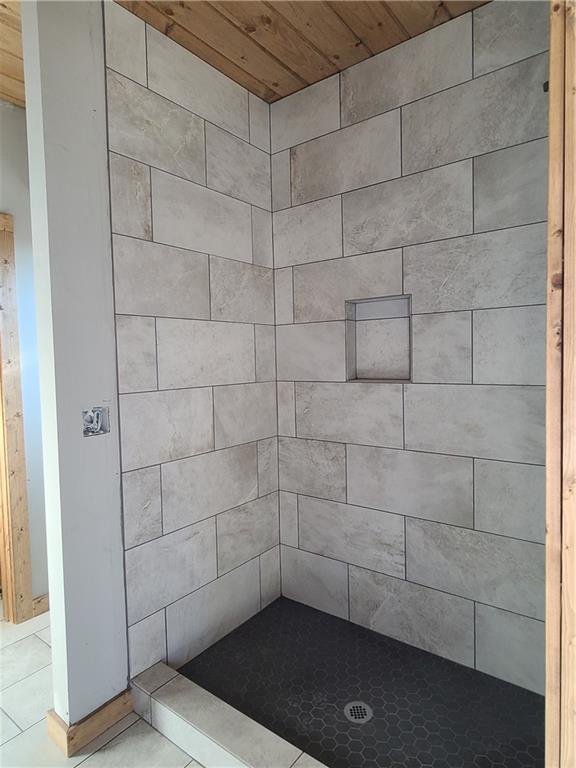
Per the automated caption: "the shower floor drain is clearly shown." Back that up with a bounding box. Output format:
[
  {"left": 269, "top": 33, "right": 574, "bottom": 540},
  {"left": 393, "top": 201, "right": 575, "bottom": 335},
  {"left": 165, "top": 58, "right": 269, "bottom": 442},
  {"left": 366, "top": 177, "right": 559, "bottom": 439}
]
[{"left": 344, "top": 701, "right": 373, "bottom": 723}]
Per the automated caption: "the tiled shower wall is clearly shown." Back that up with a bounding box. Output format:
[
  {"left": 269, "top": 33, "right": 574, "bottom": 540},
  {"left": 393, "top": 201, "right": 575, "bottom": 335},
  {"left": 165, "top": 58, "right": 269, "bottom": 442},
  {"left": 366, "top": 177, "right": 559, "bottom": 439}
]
[
  {"left": 104, "top": 0, "right": 548, "bottom": 696},
  {"left": 273, "top": 1, "right": 548, "bottom": 695},
  {"left": 103, "top": 1, "right": 280, "bottom": 677}
]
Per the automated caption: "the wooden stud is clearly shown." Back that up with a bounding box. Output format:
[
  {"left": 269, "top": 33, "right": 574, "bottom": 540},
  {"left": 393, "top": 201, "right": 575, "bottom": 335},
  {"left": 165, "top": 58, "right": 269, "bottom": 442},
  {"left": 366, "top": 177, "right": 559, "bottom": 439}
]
[
  {"left": 561, "top": 1, "right": 576, "bottom": 765},
  {"left": 32, "top": 593, "right": 49, "bottom": 617},
  {"left": 47, "top": 690, "right": 133, "bottom": 757},
  {"left": 546, "top": 3, "right": 565, "bottom": 765},
  {"left": 0, "top": 212, "right": 33, "bottom": 624}
]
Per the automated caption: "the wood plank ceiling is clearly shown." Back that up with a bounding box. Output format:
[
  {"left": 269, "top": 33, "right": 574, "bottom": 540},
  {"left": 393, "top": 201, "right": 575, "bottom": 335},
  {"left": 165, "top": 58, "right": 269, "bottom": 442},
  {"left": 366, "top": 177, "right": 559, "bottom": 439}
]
[
  {"left": 0, "top": 0, "right": 24, "bottom": 107},
  {"left": 118, "top": 1, "right": 489, "bottom": 102},
  {"left": 0, "top": 1, "right": 491, "bottom": 109}
]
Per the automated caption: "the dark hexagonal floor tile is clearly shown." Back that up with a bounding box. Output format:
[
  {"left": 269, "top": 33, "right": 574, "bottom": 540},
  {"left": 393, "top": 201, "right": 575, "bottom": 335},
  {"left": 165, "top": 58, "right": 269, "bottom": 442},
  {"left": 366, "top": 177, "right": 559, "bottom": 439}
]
[{"left": 179, "top": 597, "right": 544, "bottom": 768}]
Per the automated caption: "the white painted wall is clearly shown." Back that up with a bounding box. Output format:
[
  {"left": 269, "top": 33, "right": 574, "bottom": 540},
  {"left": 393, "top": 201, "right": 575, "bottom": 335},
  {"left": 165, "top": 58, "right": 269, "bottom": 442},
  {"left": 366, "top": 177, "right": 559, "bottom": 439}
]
[
  {"left": 0, "top": 101, "right": 47, "bottom": 598},
  {"left": 21, "top": 0, "right": 128, "bottom": 723}
]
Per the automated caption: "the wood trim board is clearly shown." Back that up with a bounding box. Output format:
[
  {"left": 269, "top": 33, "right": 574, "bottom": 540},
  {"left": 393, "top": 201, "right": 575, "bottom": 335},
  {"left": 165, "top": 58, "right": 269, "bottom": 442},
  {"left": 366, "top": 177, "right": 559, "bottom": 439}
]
[
  {"left": 546, "top": 1, "right": 576, "bottom": 765},
  {"left": 47, "top": 690, "right": 133, "bottom": 757},
  {"left": 0, "top": 211, "right": 34, "bottom": 624}
]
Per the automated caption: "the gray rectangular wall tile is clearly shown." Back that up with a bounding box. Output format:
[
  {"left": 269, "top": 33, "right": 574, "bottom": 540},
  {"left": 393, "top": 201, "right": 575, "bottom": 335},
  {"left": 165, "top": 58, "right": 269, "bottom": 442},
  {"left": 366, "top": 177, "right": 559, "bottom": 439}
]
[
  {"left": 412, "top": 312, "right": 472, "bottom": 384},
  {"left": 299, "top": 496, "right": 405, "bottom": 578},
  {"left": 355, "top": 318, "right": 410, "bottom": 380},
  {"left": 217, "top": 493, "right": 279, "bottom": 574},
  {"left": 107, "top": 70, "right": 206, "bottom": 185},
  {"left": 206, "top": 123, "right": 270, "bottom": 210},
  {"left": 104, "top": 2, "right": 146, "bottom": 85},
  {"left": 402, "top": 54, "right": 548, "bottom": 174},
  {"left": 271, "top": 75, "right": 340, "bottom": 152},
  {"left": 405, "top": 224, "right": 547, "bottom": 313},
  {"left": 122, "top": 467, "right": 162, "bottom": 550},
  {"left": 406, "top": 518, "right": 545, "bottom": 619},
  {"left": 475, "top": 604, "right": 545, "bottom": 694},
  {"left": 473, "top": 1, "right": 549, "bottom": 77},
  {"left": 258, "top": 438, "right": 279, "bottom": 496},
  {"left": 274, "top": 268, "right": 294, "bottom": 325},
  {"left": 166, "top": 558, "right": 260, "bottom": 666},
  {"left": 280, "top": 492, "right": 298, "bottom": 547},
  {"left": 210, "top": 256, "right": 274, "bottom": 325},
  {"left": 274, "top": 197, "right": 342, "bottom": 268},
  {"left": 255, "top": 325, "right": 276, "bottom": 382},
  {"left": 109, "top": 153, "right": 151, "bottom": 240},
  {"left": 147, "top": 25, "right": 248, "bottom": 141},
  {"left": 281, "top": 545, "right": 348, "bottom": 620},
  {"left": 473, "top": 305, "right": 546, "bottom": 385},
  {"left": 152, "top": 169, "right": 252, "bottom": 263},
  {"left": 276, "top": 322, "right": 346, "bottom": 382},
  {"left": 214, "top": 382, "right": 276, "bottom": 449},
  {"left": 120, "top": 388, "right": 213, "bottom": 471},
  {"left": 271, "top": 151, "right": 291, "bottom": 212},
  {"left": 349, "top": 566, "right": 474, "bottom": 667},
  {"left": 128, "top": 610, "right": 167, "bottom": 678},
  {"left": 279, "top": 437, "right": 346, "bottom": 502},
  {"left": 277, "top": 382, "right": 296, "bottom": 437},
  {"left": 162, "top": 443, "right": 258, "bottom": 533},
  {"left": 260, "top": 546, "right": 280, "bottom": 607},
  {"left": 474, "top": 139, "right": 548, "bottom": 232},
  {"left": 296, "top": 382, "right": 403, "bottom": 448},
  {"left": 249, "top": 93, "right": 270, "bottom": 153},
  {"left": 252, "top": 208, "right": 273, "bottom": 268},
  {"left": 113, "top": 235, "right": 210, "bottom": 319},
  {"left": 343, "top": 161, "right": 472, "bottom": 255},
  {"left": 404, "top": 384, "right": 545, "bottom": 463},
  {"left": 475, "top": 460, "right": 545, "bottom": 543},
  {"left": 291, "top": 111, "right": 401, "bottom": 205},
  {"left": 341, "top": 14, "right": 472, "bottom": 126},
  {"left": 116, "top": 315, "right": 157, "bottom": 394},
  {"left": 156, "top": 319, "right": 255, "bottom": 389},
  {"left": 293, "top": 250, "right": 402, "bottom": 323},
  {"left": 347, "top": 445, "right": 473, "bottom": 527},
  {"left": 125, "top": 518, "right": 216, "bottom": 624}
]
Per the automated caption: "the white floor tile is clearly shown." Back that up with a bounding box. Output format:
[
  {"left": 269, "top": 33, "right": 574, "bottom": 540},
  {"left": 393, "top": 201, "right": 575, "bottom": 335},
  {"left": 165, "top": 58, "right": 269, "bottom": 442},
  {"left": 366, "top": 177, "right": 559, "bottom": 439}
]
[
  {"left": 81, "top": 719, "right": 191, "bottom": 767},
  {"left": 0, "top": 636, "right": 52, "bottom": 690},
  {"left": 36, "top": 627, "right": 51, "bottom": 647},
  {"left": 0, "top": 709, "right": 21, "bottom": 746},
  {"left": 0, "top": 613, "right": 50, "bottom": 649},
  {"left": 0, "top": 713, "right": 139, "bottom": 768},
  {"left": 1, "top": 666, "right": 53, "bottom": 729}
]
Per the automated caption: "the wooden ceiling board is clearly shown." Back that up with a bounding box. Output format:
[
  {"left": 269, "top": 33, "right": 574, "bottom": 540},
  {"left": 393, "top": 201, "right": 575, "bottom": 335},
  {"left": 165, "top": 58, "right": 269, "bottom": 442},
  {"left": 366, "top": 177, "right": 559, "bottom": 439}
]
[
  {"left": 385, "top": 1, "right": 451, "bottom": 37},
  {"left": 212, "top": 1, "right": 338, "bottom": 84},
  {"left": 0, "top": 1, "right": 24, "bottom": 107},
  {"left": 271, "top": 1, "right": 370, "bottom": 71},
  {"left": 327, "top": 1, "right": 409, "bottom": 54}
]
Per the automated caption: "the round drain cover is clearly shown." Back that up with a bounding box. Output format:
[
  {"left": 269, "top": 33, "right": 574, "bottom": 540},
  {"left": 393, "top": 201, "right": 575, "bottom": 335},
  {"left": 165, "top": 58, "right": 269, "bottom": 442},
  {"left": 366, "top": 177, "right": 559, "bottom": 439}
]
[{"left": 343, "top": 701, "right": 373, "bottom": 723}]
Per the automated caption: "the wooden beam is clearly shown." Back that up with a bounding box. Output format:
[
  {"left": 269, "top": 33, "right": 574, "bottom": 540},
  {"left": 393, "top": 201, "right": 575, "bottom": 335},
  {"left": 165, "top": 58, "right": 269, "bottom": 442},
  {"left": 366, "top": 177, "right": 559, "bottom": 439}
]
[
  {"left": 0, "top": 212, "right": 33, "bottom": 623},
  {"left": 561, "top": 1, "right": 576, "bottom": 765},
  {"left": 47, "top": 690, "right": 133, "bottom": 757},
  {"left": 32, "top": 593, "right": 49, "bottom": 617}
]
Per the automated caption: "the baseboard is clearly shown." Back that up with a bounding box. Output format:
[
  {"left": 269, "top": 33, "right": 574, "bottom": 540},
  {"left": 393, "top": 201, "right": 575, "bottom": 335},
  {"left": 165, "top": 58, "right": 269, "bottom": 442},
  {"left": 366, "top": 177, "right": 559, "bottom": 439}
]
[
  {"left": 47, "top": 689, "right": 133, "bottom": 757},
  {"left": 32, "top": 593, "right": 49, "bottom": 616}
]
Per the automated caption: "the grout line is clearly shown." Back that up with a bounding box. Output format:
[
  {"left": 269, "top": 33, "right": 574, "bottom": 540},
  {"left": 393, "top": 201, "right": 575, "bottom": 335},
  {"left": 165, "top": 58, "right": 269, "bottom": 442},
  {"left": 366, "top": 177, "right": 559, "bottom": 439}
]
[
  {"left": 278, "top": 488, "right": 545, "bottom": 547},
  {"left": 102, "top": 20, "right": 133, "bottom": 689},
  {"left": 111, "top": 216, "right": 547, "bottom": 273},
  {"left": 279, "top": 543, "right": 545, "bottom": 625}
]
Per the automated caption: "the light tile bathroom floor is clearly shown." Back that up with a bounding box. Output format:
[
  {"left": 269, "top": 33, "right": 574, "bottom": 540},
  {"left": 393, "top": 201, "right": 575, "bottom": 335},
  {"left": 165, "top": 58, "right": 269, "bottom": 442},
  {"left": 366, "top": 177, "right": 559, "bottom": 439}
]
[{"left": 0, "top": 600, "right": 200, "bottom": 768}]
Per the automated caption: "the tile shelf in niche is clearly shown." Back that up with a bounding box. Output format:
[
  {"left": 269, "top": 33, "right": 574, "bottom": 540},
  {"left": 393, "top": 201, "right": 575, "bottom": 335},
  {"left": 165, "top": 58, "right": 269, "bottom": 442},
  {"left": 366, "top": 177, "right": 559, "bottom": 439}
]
[{"left": 346, "top": 295, "right": 412, "bottom": 383}]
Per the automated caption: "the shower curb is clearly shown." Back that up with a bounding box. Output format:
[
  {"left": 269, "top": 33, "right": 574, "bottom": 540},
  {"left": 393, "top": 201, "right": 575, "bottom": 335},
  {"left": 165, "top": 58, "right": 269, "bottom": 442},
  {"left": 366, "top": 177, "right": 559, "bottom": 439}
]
[{"left": 131, "top": 662, "right": 327, "bottom": 768}]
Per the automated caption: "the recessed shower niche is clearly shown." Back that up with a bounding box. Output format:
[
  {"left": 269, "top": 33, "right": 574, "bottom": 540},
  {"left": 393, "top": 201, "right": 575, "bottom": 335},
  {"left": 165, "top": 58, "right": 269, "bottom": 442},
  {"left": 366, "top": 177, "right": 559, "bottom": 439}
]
[{"left": 346, "top": 295, "right": 411, "bottom": 382}]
